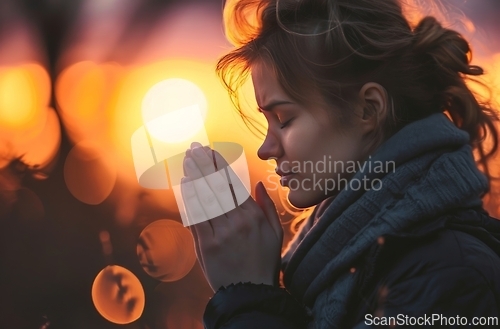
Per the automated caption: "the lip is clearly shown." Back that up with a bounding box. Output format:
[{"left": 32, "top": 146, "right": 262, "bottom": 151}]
[
  {"left": 279, "top": 173, "right": 296, "bottom": 186},
  {"left": 276, "top": 168, "right": 298, "bottom": 176}
]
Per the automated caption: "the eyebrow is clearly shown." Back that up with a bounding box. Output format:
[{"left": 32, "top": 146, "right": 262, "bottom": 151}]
[{"left": 258, "top": 100, "right": 294, "bottom": 112}]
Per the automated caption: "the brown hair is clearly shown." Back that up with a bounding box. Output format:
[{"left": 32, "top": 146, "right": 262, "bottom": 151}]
[{"left": 216, "top": 0, "right": 499, "bottom": 228}]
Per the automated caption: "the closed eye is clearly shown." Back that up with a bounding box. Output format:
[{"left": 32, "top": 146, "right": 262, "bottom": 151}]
[
  {"left": 257, "top": 106, "right": 294, "bottom": 129},
  {"left": 280, "top": 118, "right": 293, "bottom": 129}
]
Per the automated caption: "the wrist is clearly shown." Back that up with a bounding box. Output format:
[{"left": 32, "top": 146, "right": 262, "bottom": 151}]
[{"left": 204, "top": 282, "right": 311, "bottom": 329}]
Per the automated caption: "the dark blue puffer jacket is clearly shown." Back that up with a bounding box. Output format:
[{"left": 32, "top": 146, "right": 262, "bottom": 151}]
[
  {"left": 203, "top": 113, "right": 500, "bottom": 329},
  {"left": 204, "top": 207, "right": 500, "bottom": 328}
]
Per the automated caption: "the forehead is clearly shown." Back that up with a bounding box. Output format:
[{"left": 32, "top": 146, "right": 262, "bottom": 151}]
[{"left": 250, "top": 60, "right": 290, "bottom": 106}]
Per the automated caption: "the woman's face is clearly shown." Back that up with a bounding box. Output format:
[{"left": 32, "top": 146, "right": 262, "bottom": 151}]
[{"left": 251, "top": 61, "right": 372, "bottom": 208}]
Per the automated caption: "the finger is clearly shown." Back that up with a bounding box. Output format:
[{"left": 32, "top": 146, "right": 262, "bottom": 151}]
[
  {"left": 180, "top": 177, "right": 212, "bottom": 236},
  {"left": 189, "top": 145, "right": 237, "bottom": 214},
  {"left": 255, "top": 181, "right": 283, "bottom": 242},
  {"left": 184, "top": 155, "right": 225, "bottom": 218},
  {"left": 209, "top": 147, "right": 251, "bottom": 209}
]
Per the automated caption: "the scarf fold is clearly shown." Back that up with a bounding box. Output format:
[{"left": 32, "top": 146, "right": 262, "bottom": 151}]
[{"left": 281, "top": 113, "right": 490, "bottom": 328}]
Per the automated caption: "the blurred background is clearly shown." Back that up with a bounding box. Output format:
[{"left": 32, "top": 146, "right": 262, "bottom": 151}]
[{"left": 0, "top": 0, "right": 499, "bottom": 328}]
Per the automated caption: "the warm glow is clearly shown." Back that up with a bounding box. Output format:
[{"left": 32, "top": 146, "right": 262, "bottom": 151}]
[
  {"left": 91, "top": 265, "right": 145, "bottom": 324},
  {"left": 469, "top": 53, "right": 500, "bottom": 217},
  {"left": 137, "top": 219, "right": 196, "bottom": 282},
  {"left": 55, "top": 61, "right": 123, "bottom": 143},
  {"left": 112, "top": 59, "right": 264, "bottom": 174},
  {"left": 142, "top": 78, "right": 207, "bottom": 143},
  {"left": 53, "top": 58, "right": 272, "bottom": 223},
  {"left": 223, "top": 0, "right": 263, "bottom": 47},
  {"left": 0, "top": 68, "right": 36, "bottom": 125},
  {"left": 0, "top": 63, "right": 56, "bottom": 171},
  {"left": 0, "top": 63, "right": 50, "bottom": 130},
  {"left": 17, "top": 108, "right": 61, "bottom": 168},
  {"left": 401, "top": 0, "right": 476, "bottom": 32}
]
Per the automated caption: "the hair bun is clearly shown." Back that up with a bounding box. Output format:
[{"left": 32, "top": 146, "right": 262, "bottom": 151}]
[{"left": 412, "top": 16, "right": 482, "bottom": 75}]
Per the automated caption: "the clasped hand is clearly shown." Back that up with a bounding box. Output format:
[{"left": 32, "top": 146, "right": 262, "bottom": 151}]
[{"left": 181, "top": 142, "right": 283, "bottom": 292}]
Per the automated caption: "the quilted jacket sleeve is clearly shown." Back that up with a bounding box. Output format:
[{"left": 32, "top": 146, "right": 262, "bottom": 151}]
[{"left": 203, "top": 282, "right": 312, "bottom": 329}]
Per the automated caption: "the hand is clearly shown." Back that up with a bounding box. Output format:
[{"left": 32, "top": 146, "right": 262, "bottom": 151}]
[{"left": 181, "top": 142, "right": 283, "bottom": 292}]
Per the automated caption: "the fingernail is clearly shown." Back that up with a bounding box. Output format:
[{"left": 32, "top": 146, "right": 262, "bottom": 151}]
[
  {"left": 193, "top": 146, "right": 204, "bottom": 157},
  {"left": 185, "top": 157, "right": 196, "bottom": 169}
]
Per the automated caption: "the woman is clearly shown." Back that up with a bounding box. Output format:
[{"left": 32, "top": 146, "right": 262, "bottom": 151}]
[{"left": 181, "top": 0, "right": 500, "bottom": 328}]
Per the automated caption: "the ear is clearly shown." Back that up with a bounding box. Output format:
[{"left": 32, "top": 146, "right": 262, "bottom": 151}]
[{"left": 357, "top": 82, "right": 388, "bottom": 136}]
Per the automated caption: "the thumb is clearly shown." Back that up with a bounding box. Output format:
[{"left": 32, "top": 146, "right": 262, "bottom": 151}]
[{"left": 255, "top": 181, "right": 283, "bottom": 241}]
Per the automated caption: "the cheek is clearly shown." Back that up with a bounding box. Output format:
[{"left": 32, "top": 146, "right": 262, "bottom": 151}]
[
  {"left": 324, "top": 129, "right": 364, "bottom": 160},
  {"left": 282, "top": 119, "right": 320, "bottom": 156}
]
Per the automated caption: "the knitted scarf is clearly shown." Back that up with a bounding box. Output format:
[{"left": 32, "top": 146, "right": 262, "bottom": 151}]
[{"left": 281, "top": 112, "right": 490, "bottom": 328}]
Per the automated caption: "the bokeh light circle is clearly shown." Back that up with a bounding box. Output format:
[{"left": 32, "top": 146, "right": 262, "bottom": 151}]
[
  {"left": 0, "top": 63, "right": 50, "bottom": 130},
  {"left": 137, "top": 219, "right": 196, "bottom": 282},
  {"left": 16, "top": 107, "right": 61, "bottom": 168},
  {"left": 64, "top": 140, "right": 117, "bottom": 205},
  {"left": 91, "top": 265, "right": 145, "bottom": 324},
  {"left": 141, "top": 78, "right": 207, "bottom": 143},
  {"left": 55, "top": 61, "right": 123, "bottom": 144}
]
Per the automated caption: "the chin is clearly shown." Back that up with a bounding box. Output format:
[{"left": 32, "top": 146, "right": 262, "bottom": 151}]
[{"left": 287, "top": 189, "right": 327, "bottom": 209}]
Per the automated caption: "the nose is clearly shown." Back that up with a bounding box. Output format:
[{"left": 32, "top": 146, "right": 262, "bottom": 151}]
[{"left": 257, "top": 128, "right": 283, "bottom": 161}]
